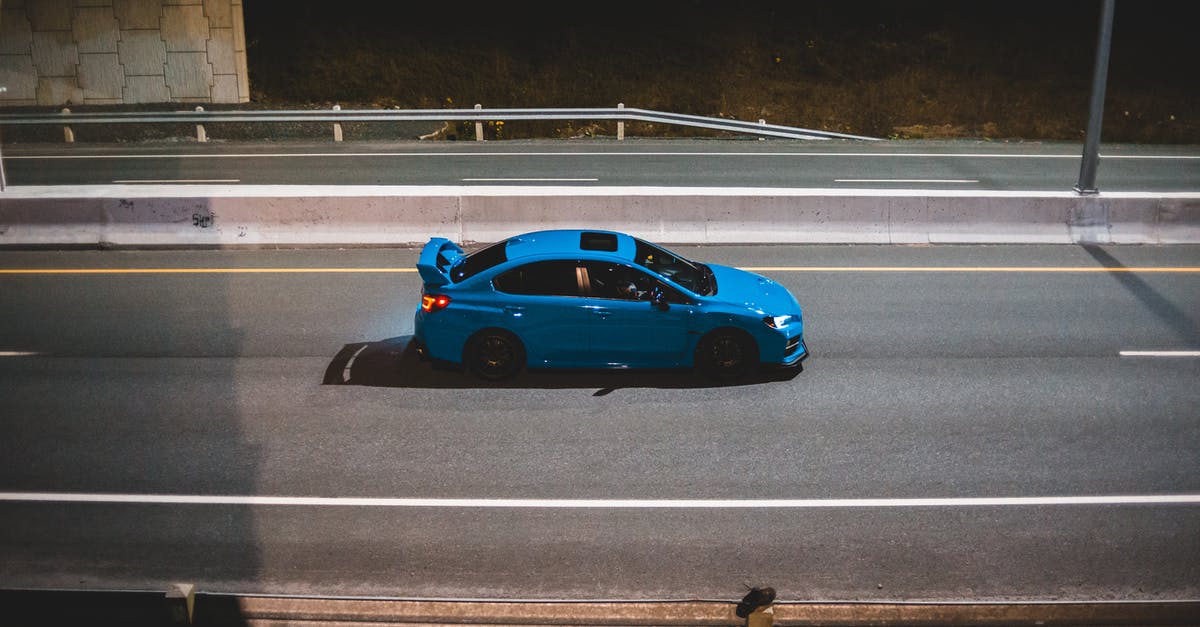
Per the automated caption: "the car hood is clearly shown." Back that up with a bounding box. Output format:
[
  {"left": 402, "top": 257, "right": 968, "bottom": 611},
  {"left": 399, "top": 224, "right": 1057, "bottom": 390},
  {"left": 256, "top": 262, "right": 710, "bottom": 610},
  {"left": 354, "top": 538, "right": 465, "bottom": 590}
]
[{"left": 708, "top": 264, "right": 801, "bottom": 314}]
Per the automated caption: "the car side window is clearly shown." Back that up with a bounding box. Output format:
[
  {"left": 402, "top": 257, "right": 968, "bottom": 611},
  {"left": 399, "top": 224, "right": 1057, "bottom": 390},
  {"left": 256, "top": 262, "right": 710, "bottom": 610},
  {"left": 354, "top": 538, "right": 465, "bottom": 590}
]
[
  {"left": 493, "top": 260, "right": 581, "bottom": 296},
  {"left": 583, "top": 261, "right": 685, "bottom": 303}
]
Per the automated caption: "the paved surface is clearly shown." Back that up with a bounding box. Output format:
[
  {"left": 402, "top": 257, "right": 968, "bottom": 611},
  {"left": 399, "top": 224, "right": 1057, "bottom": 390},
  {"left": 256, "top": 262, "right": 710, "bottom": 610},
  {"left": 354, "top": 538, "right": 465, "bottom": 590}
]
[
  {"left": 0, "top": 244, "right": 1198, "bottom": 601},
  {"left": 3, "top": 139, "right": 1199, "bottom": 191}
]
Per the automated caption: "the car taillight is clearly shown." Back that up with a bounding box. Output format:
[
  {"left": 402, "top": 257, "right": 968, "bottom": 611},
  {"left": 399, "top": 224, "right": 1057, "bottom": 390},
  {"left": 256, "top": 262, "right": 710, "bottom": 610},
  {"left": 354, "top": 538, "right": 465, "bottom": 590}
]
[{"left": 421, "top": 294, "right": 451, "bottom": 312}]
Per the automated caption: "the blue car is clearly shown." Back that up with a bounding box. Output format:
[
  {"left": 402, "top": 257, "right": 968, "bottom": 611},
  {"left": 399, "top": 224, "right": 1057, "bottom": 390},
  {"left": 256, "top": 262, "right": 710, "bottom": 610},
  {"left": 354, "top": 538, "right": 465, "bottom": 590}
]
[{"left": 413, "top": 229, "right": 807, "bottom": 380}]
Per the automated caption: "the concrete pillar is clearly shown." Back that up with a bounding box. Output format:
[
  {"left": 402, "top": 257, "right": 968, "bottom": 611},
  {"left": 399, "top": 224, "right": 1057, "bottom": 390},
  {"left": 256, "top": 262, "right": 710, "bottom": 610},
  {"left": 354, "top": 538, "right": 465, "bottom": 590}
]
[{"left": 0, "top": 0, "right": 250, "bottom": 107}]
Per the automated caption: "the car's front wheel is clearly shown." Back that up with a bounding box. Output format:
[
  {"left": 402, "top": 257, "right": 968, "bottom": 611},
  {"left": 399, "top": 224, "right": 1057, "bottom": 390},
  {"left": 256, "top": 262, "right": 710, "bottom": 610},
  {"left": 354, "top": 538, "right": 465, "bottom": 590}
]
[
  {"left": 465, "top": 329, "right": 526, "bottom": 381},
  {"left": 696, "top": 329, "right": 758, "bottom": 380}
]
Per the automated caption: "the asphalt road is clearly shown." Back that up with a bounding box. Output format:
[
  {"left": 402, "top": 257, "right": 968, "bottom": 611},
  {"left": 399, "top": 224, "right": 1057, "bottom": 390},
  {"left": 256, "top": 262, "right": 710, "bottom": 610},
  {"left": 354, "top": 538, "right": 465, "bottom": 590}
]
[
  {"left": 4, "top": 139, "right": 1199, "bottom": 191},
  {"left": 1, "top": 244, "right": 1198, "bottom": 602}
]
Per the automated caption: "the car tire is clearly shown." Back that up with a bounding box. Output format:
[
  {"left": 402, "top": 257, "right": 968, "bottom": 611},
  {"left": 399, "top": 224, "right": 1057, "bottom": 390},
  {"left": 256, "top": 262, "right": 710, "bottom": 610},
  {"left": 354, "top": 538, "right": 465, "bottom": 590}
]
[
  {"left": 696, "top": 329, "right": 758, "bottom": 380},
  {"left": 465, "top": 329, "right": 526, "bottom": 381}
]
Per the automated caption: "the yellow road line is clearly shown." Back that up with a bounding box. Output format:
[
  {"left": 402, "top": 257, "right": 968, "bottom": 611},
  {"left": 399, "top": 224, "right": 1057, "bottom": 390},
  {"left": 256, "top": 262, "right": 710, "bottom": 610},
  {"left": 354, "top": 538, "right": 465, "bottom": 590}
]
[
  {"left": 0, "top": 268, "right": 417, "bottom": 274},
  {"left": 0, "top": 266, "right": 1198, "bottom": 275},
  {"left": 741, "top": 266, "right": 1200, "bottom": 273}
]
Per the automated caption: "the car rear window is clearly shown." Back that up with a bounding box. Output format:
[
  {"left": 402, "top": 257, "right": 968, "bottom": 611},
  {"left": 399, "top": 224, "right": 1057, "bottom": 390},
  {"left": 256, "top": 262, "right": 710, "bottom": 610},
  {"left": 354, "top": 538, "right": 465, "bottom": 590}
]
[{"left": 451, "top": 240, "right": 508, "bottom": 282}]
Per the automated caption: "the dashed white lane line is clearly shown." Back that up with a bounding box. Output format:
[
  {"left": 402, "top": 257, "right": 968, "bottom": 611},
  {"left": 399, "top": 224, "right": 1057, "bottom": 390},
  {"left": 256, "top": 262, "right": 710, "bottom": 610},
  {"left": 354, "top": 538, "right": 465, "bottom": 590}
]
[
  {"left": 836, "top": 179, "right": 979, "bottom": 184},
  {"left": 2, "top": 493, "right": 1198, "bottom": 508},
  {"left": 342, "top": 344, "right": 369, "bottom": 383},
  {"left": 112, "top": 178, "right": 240, "bottom": 184},
  {"left": 1119, "top": 350, "right": 1200, "bottom": 357},
  {"left": 462, "top": 178, "right": 599, "bottom": 182},
  {"left": 0, "top": 351, "right": 42, "bottom": 357}
]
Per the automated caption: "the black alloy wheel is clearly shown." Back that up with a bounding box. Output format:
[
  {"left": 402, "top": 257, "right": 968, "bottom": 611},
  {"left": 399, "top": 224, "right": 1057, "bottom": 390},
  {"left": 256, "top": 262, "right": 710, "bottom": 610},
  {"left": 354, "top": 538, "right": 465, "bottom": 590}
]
[
  {"left": 466, "top": 330, "right": 525, "bottom": 381},
  {"left": 697, "top": 330, "right": 757, "bottom": 380}
]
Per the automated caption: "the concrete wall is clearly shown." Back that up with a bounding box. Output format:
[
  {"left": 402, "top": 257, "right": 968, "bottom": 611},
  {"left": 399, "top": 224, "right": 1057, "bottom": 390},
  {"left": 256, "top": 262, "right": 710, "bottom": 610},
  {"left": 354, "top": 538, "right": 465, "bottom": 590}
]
[
  {"left": 0, "top": 0, "right": 249, "bottom": 106},
  {"left": 1, "top": 186, "right": 1197, "bottom": 247}
]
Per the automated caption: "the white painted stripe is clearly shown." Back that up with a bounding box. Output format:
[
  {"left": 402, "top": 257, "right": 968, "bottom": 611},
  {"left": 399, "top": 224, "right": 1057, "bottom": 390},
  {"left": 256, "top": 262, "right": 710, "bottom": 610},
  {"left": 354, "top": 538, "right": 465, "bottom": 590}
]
[
  {"left": 462, "top": 178, "right": 599, "bottom": 182},
  {"left": 10, "top": 151, "right": 1200, "bottom": 160},
  {"left": 1, "top": 492, "right": 1198, "bottom": 508},
  {"left": 343, "top": 344, "right": 369, "bottom": 383},
  {"left": 7, "top": 184, "right": 1199, "bottom": 200},
  {"left": 0, "top": 351, "right": 42, "bottom": 357},
  {"left": 836, "top": 178, "right": 978, "bottom": 184},
  {"left": 1119, "top": 351, "right": 1200, "bottom": 357},
  {"left": 9, "top": 182, "right": 1200, "bottom": 198},
  {"left": 112, "top": 179, "right": 240, "bottom": 184}
]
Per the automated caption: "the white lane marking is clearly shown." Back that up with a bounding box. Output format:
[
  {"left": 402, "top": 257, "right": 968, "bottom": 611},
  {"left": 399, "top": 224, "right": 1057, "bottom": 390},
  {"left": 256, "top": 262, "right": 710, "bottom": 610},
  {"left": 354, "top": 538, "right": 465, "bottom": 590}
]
[
  {"left": 343, "top": 344, "right": 369, "bottom": 383},
  {"left": 2, "top": 493, "right": 1198, "bottom": 508},
  {"left": 0, "top": 351, "right": 42, "bottom": 357},
  {"left": 6, "top": 185, "right": 1198, "bottom": 200},
  {"left": 1119, "top": 351, "right": 1200, "bottom": 357},
  {"left": 112, "top": 179, "right": 240, "bottom": 184},
  {"left": 836, "top": 178, "right": 978, "bottom": 184},
  {"left": 462, "top": 178, "right": 599, "bottom": 182},
  {"left": 9, "top": 151, "right": 1200, "bottom": 160}
]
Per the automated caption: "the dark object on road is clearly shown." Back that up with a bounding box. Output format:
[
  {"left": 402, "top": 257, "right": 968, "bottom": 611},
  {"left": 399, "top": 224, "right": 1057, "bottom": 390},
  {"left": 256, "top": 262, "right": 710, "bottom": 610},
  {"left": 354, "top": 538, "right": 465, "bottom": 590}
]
[{"left": 736, "top": 586, "right": 777, "bottom": 618}]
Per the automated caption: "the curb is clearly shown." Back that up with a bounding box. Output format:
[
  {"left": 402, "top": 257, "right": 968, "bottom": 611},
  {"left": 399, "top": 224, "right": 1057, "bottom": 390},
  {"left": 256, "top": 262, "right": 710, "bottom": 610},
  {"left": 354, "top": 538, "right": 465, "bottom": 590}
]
[
  {"left": 223, "top": 597, "right": 1200, "bottom": 625},
  {"left": 5, "top": 590, "right": 1199, "bottom": 626}
]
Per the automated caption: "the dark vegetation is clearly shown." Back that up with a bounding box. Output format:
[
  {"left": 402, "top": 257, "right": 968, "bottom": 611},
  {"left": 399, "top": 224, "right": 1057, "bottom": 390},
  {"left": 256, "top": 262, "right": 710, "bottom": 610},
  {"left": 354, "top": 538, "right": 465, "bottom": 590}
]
[{"left": 243, "top": 1, "right": 1198, "bottom": 143}]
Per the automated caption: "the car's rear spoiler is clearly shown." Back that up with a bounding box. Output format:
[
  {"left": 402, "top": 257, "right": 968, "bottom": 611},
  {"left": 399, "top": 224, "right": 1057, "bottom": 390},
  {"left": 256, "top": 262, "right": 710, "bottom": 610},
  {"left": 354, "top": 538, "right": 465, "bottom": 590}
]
[{"left": 417, "top": 238, "right": 465, "bottom": 287}]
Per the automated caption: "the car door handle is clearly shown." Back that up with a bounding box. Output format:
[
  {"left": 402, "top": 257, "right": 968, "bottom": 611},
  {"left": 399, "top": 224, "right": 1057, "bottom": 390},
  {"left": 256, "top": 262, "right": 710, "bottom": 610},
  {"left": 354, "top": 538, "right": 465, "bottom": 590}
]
[
  {"left": 503, "top": 305, "right": 526, "bottom": 316},
  {"left": 592, "top": 309, "right": 613, "bottom": 319}
]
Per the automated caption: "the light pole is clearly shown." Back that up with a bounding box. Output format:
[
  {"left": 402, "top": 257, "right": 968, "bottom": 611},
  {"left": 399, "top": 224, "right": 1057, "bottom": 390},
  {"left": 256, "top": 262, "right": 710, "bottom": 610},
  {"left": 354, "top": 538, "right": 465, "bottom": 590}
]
[
  {"left": 0, "top": 85, "right": 7, "bottom": 191},
  {"left": 1075, "top": 0, "right": 1116, "bottom": 194}
]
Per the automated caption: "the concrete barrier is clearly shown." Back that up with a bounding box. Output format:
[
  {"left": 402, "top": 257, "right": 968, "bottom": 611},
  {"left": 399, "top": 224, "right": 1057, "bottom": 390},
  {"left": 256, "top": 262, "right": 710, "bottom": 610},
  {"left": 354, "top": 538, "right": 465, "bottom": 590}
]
[
  {"left": 1, "top": 185, "right": 1197, "bottom": 247},
  {"left": 3, "top": 589, "right": 1196, "bottom": 626}
]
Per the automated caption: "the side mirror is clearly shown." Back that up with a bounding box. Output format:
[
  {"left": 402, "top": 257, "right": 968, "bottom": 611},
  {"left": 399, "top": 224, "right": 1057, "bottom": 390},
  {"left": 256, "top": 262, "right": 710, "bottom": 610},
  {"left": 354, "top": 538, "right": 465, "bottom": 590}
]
[{"left": 651, "top": 288, "right": 669, "bottom": 311}]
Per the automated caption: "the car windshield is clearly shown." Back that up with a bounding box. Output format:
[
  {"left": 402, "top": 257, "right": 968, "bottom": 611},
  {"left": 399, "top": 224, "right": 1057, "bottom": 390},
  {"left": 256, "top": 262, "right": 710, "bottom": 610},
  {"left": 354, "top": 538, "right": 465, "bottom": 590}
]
[
  {"left": 450, "top": 240, "right": 508, "bottom": 282},
  {"left": 632, "top": 238, "right": 714, "bottom": 295}
]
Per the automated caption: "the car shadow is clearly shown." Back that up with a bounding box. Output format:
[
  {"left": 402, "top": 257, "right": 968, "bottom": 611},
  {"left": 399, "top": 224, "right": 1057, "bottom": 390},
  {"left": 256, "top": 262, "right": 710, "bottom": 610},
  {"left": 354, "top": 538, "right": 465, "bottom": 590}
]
[{"left": 323, "top": 336, "right": 802, "bottom": 392}]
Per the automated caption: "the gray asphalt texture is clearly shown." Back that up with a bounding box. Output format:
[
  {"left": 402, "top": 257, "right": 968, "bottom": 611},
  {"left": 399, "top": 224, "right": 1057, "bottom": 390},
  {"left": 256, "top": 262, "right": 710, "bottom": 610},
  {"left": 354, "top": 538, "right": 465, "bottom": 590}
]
[{"left": 0, "top": 244, "right": 1198, "bottom": 601}]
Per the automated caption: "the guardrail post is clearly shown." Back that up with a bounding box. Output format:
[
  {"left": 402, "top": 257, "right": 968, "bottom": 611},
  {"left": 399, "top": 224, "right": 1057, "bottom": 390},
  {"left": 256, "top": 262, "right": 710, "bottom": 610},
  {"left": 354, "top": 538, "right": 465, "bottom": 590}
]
[
  {"left": 166, "top": 583, "right": 195, "bottom": 625},
  {"left": 194, "top": 106, "right": 207, "bottom": 142},
  {"left": 62, "top": 108, "right": 75, "bottom": 143},
  {"left": 474, "top": 104, "right": 484, "bottom": 141},
  {"left": 617, "top": 103, "right": 625, "bottom": 140},
  {"left": 332, "top": 104, "right": 343, "bottom": 142}
]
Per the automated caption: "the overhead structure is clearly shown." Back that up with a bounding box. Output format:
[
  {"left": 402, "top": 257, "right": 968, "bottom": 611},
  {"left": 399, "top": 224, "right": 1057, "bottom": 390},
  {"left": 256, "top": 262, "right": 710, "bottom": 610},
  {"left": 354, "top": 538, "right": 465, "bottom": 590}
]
[{"left": 0, "top": 0, "right": 250, "bottom": 107}]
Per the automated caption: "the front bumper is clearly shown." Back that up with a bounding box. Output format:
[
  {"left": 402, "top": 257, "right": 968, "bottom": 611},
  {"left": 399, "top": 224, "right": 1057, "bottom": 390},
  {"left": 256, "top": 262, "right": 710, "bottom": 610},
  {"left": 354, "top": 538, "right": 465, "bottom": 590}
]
[{"left": 763, "top": 335, "right": 808, "bottom": 370}]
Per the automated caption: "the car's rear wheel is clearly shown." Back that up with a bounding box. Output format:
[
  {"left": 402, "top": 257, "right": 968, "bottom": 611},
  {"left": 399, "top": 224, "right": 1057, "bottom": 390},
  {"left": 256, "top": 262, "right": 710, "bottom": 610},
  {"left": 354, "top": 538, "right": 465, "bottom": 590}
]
[
  {"left": 696, "top": 330, "right": 758, "bottom": 380},
  {"left": 465, "top": 329, "right": 526, "bottom": 381}
]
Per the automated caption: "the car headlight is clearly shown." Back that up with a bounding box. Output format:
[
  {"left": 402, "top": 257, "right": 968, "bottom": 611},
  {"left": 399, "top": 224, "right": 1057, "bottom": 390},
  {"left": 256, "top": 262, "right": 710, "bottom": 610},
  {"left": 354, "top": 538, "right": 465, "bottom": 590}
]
[{"left": 763, "top": 315, "right": 792, "bottom": 329}]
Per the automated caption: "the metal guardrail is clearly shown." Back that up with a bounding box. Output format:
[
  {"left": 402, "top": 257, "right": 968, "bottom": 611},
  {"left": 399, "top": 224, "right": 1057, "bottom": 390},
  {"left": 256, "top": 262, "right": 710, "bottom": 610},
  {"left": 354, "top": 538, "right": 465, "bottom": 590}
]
[{"left": 0, "top": 105, "right": 879, "bottom": 142}]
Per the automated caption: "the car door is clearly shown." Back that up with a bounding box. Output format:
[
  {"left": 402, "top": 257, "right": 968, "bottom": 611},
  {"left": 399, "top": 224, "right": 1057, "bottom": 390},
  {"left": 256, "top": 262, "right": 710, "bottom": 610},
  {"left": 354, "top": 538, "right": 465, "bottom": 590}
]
[
  {"left": 491, "top": 260, "right": 592, "bottom": 366},
  {"left": 580, "top": 261, "right": 696, "bottom": 367}
]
